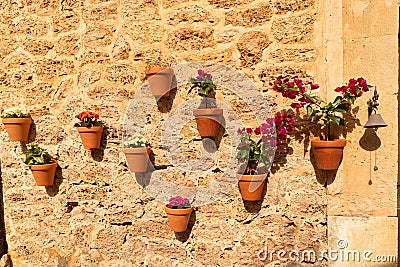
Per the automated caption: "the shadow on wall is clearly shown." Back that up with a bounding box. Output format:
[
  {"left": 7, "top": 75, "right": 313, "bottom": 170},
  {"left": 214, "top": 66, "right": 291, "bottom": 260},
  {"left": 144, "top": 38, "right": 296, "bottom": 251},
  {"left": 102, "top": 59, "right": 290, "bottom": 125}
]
[{"left": 0, "top": 163, "right": 9, "bottom": 262}]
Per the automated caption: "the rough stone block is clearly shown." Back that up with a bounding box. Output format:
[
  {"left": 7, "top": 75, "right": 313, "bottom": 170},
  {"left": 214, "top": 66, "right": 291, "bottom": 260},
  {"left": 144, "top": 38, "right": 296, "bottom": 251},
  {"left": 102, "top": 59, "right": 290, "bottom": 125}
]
[
  {"left": 23, "top": 39, "right": 54, "bottom": 56},
  {"left": 35, "top": 59, "right": 75, "bottom": 79},
  {"left": 226, "top": 5, "right": 272, "bottom": 27},
  {"left": 273, "top": 0, "right": 315, "bottom": 14},
  {"left": 55, "top": 34, "right": 79, "bottom": 56},
  {"left": 272, "top": 14, "right": 315, "bottom": 43},
  {"left": 166, "top": 5, "right": 217, "bottom": 25},
  {"left": 52, "top": 10, "right": 80, "bottom": 33},
  {"left": 167, "top": 28, "right": 214, "bottom": 51},
  {"left": 237, "top": 31, "right": 271, "bottom": 67}
]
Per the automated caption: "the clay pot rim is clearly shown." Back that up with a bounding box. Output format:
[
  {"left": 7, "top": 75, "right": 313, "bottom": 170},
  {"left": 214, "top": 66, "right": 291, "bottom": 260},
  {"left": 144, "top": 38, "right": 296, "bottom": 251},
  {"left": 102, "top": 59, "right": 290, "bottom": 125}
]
[
  {"left": 2, "top": 117, "right": 32, "bottom": 123},
  {"left": 29, "top": 160, "right": 57, "bottom": 170},
  {"left": 76, "top": 126, "right": 103, "bottom": 133},
  {"left": 310, "top": 138, "right": 347, "bottom": 148},
  {"left": 193, "top": 108, "right": 223, "bottom": 116},
  {"left": 236, "top": 173, "right": 268, "bottom": 182},
  {"left": 145, "top": 67, "right": 174, "bottom": 76},
  {"left": 164, "top": 206, "right": 193, "bottom": 215}
]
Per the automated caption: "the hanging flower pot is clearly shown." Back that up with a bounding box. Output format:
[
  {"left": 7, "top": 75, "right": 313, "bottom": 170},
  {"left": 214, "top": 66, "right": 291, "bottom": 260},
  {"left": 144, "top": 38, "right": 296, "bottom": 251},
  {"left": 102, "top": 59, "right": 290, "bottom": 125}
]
[
  {"left": 237, "top": 173, "right": 267, "bottom": 201},
  {"left": 3, "top": 118, "right": 32, "bottom": 141},
  {"left": 123, "top": 134, "right": 150, "bottom": 172},
  {"left": 164, "top": 196, "right": 192, "bottom": 232},
  {"left": 30, "top": 161, "right": 57, "bottom": 186},
  {"left": 1, "top": 107, "right": 32, "bottom": 142},
  {"left": 74, "top": 111, "right": 104, "bottom": 149},
  {"left": 311, "top": 138, "right": 347, "bottom": 170},
  {"left": 24, "top": 143, "right": 57, "bottom": 186},
  {"left": 77, "top": 126, "right": 103, "bottom": 149},
  {"left": 193, "top": 108, "right": 223, "bottom": 138},
  {"left": 145, "top": 67, "right": 174, "bottom": 98}
]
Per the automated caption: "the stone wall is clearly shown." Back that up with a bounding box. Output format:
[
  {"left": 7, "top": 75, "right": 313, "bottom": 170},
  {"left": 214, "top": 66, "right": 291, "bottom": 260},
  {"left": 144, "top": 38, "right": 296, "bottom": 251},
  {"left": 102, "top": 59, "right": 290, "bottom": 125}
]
[{"left": 0, "top": 0, "right": 365, "bottom": 266}]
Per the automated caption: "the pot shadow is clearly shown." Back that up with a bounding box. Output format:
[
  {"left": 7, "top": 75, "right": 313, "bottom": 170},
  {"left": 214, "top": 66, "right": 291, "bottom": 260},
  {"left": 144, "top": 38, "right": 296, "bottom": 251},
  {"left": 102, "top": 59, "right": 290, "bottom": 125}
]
[
  {"left": 45, "top": 165, "right": 63, "bottom": 196},
  {"left": 155, "top": 75, "right": 177, "bottom": 113},
  {"left": 134, "top": 172, "right": 152, "bottom": 189},
  {"left": 310, "top": 150, "right": 338, "bottom": 187},
  {"left": 359, "top": 128, "right": 381, "bottom": 151},
  {"left": 270, "top": 143, "right": 293, "bottom": 174},
  {"left": 202, "top": 118, "right": 226, "bottom": 153},
  {"left": 90, "top": 126, "right": 108, "bottom": 161},
  {"left": 19, "top": 119, "right": 37, "bottom": 151},
  {"left": 174, "top": 210, "right": 196, "bottom": 242},
  {"left": 0, "top": 163, "right": 9, "bottom": 258}
]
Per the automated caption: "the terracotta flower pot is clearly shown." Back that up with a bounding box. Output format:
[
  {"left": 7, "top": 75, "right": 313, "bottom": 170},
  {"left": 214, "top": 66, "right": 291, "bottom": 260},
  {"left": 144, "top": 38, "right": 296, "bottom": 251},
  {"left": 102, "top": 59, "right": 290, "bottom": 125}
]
[
  {"left": 193, "top": 108, "right": 223, "bottom": 138},
  {"left": 123, "top": 147, "right": 151, "bottom": 173},
  {"left": 77, "top": 126, "right": 103, "bottom": 149},
  {"left": 145, "top": 67, "right": 174, "bottom": 98},
  {"left": 30, "top": 161, "right": 57, "bottom": 186},
  {"left": 164, "top": 206, "right": 193, "bottom": 232},
  {"left": 237, "top": 173, "right": 267, "bottom": 201},
  {"left": 2, "top": 118, "right": 32, "bottom": 141},
  {"left": 311, "top": 138, "right": 347, "bottom": 170}
]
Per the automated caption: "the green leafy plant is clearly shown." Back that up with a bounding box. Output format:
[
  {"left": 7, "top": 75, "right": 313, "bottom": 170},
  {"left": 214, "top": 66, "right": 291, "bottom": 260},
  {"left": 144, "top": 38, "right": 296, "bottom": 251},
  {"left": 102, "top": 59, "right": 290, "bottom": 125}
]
[
  {"left": 124, "top": 134, "right": 147, "bottom": 148},
  {"left": 189, "top": 69, "right": 216, "bottom": 98},
  {"left": 24, "top": 143, "right": 52, "bottom": 166},
  {"left": 1, "top": 107, "right": 30, "bottom": 119},
  {"left": 271, "top": 76, "right": 372, "bottom": 140},
  {"left": 166, "top": 196, "right": 191, "bottom": 209},
  {"left": 74, "top": 111, "right": 103, "bottom": 127}
]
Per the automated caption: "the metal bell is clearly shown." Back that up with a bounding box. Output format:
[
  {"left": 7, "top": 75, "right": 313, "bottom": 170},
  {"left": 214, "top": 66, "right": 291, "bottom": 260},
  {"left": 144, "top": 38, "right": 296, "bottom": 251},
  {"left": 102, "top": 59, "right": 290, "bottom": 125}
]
[{"left": 364, "top": 114, "right": 387, "bottom": 129}]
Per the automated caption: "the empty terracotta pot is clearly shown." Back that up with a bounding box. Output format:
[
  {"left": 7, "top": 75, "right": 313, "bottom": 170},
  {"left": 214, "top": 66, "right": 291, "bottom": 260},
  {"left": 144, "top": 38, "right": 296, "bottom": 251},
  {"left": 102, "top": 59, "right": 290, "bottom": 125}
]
[
  {"left": 30, "top": 161, "right": 57, "bottom": 186},
  {"left": 311, "top": 138, "right": 347, "bottom": 170},
  {"left": 145, "top": 67, "right": 174, "bottom": 98},
  {"left": 123, "top": 147, "right": 151, "bottom": 173},
  {"left": 193, "top": 108, "right": 223, "bottom": 138},
  {"left": 164, "top": 206, "right": 193, "bottom": 232},
  {"left": 237, "top": 173, "right": 267, "bottom": 201},
  {"left": 77, "top": 126, "right": 103, "bottom": 149},
  {"left": 2, "top": 118, "right": 32, "bottom": 141}
]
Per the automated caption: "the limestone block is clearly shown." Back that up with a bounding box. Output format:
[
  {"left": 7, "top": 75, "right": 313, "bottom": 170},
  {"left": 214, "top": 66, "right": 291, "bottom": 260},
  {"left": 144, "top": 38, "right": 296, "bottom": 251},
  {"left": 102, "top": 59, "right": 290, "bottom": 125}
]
[
  {"left": 225, "top": 5, "right": 272, "bottom": 27},
  {"left": 272, "top": 14, "right": 315, "bottom": 43},
  {"left": 23, "top": 0, "right": 59, "bottom": 16},
  {"left": 10, "top": 16, "right": 49, "bottom": 37},
  {"left": 167, "top": 28, "right": 214, "bottom": 51},
  {"left": 104, "top": 64, "right": 136, "bottom": 85},
  {"left": 35, "top": 59, "right": 75, "bottom": 79},
  {"left": 78, "top": 68, "right": 102, "bottom": 87},
  {"left": 23, "top": 39, "right": 54, "bottom": 56},
  {"left": 166, "top": 5, "right": 217, "bottom": 25},
  {"left": 112, "top": 37, "right": 131, "bottom": 60},
  {"left": 78, "top": 50, "right": 110, "bottom": 66},
  {"left": 123, "top": 23, "right": 164, "bottom": 45},
  {"left": 83, "top": 24, "right": 116, "bottom": 48},
  {"left": 270, "top": 48, "right": 316, "bottom": 63},
  {"left": 273, "top": 0, "right": 315, "bottom": 14},
  {"left": 83, "top": 3, "right": 118, "bottom": 22},
  {"left": 121, "top": 0, "right": 160, "bottom": 21},
  {"left": 52, "top": 10, "right": 80, "bottom": 33},
  {"left": 237, "top": 31, "right": 272, "bottom": 67},
  {"left": 55, "top": 34, "right": 79, "bottom": 56},
  {"left": 207, "top": 0, "right": 248, "bottom": 9}
]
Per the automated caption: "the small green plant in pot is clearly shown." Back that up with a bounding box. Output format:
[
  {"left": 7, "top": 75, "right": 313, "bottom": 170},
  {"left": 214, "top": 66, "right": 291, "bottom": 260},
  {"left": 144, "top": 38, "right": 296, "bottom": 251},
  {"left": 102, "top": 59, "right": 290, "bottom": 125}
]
[
  {"left": 189, "top": 70, "right": 223, "bottom": 138},
  {"left": 2, "top": 107, "right": 32, "bottom": 142},
  {"left": 236, "top": 114, "right": 294, "bottom": 201},
  {"left": 271, "top": 76, "right": 372, "bottom": 170},
  {"left": 75, "top": 111, "right": 104, "bottom": 149},
  {"left": 164, "top": 196, "right": 192, "bottom": 232},
  {"left": 123, "top": 134, "right": 150, "bottom": 173},
  {"left": 24, "top": 143, "right": 57, "bottom": 186}
]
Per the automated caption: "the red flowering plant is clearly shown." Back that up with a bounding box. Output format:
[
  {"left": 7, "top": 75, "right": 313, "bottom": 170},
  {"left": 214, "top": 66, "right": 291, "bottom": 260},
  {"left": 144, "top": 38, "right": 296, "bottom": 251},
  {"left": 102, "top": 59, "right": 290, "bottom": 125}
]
[
  {"left": 74, "top": 111, "right": 104, "bottom": 127},
  {"left": 166, "top": 196, "right": 191, "bottom": 209},
  {"left": 236, "top": 113, "right": 295, "bottom": 174},
  {"left": 271, "top": 76, "right": 372, "bottom": 141}
]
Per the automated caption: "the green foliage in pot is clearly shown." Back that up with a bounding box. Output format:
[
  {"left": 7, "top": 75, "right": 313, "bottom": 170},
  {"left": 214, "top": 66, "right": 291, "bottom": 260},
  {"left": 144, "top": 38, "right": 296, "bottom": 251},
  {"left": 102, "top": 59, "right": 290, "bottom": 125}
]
[{"left": 24, "top": 143, "right": 52, "bottom": 166}]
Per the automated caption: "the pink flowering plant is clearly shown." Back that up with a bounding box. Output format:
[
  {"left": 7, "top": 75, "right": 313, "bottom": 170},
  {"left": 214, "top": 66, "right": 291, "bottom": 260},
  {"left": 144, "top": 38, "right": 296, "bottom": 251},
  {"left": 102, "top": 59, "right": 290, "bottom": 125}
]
[
  {"left": 236, "top": 113, "right": 294, "bottom": 174},
  {"left": 189, "top": 70, "right": 216, "bottom": 98},
  {"left": 271, "top": 76, "right": 372, "bottom": 141},
  {"left": 166, "top": 196, "right": 191, "bottom": 209}
]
